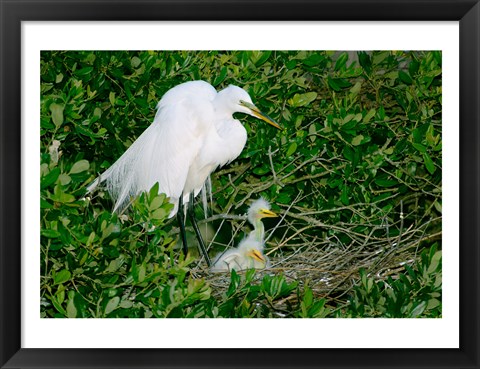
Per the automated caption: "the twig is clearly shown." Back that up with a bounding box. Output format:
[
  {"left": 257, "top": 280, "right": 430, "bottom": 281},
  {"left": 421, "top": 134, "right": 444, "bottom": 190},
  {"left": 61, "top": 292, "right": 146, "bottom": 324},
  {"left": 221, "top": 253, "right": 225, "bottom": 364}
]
[
  {"left": 396, "top": 200, "right": 404, "bottom": 248},
  {"left": 268, "top": 145, "right": 282, "bottom": 186}
]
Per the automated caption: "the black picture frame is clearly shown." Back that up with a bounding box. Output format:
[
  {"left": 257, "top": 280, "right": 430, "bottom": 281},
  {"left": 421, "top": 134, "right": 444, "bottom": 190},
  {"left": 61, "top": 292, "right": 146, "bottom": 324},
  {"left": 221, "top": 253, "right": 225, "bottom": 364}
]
[{"left": 1, "top": 0, "right": 479, "bottom": 368}]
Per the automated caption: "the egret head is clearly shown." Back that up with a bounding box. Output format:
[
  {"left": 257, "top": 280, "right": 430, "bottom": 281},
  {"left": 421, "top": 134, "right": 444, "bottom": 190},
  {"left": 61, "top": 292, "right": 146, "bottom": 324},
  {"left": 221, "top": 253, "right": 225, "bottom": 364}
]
[
  {"left": 217, "top": 85, "right": 282, "bottom": 130},
  {"left": 239, "top": 240, "right": 270, "bottom": 269},
  {"left": 247, "top": 197, "right": 278, "bottom": 225}
]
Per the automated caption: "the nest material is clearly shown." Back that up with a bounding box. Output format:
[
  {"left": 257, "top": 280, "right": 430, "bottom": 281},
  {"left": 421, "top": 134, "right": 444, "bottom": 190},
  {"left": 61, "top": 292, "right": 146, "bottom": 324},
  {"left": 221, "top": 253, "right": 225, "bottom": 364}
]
[{"left": 191, "top": 214, "right": 441, "bottom": 308}]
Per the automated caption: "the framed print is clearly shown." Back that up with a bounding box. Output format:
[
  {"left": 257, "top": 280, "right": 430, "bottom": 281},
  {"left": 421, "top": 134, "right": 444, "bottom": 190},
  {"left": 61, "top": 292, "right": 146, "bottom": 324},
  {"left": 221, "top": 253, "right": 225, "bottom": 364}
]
[{"left": 1, "top": 0, "right": 479, "bottom": 368}]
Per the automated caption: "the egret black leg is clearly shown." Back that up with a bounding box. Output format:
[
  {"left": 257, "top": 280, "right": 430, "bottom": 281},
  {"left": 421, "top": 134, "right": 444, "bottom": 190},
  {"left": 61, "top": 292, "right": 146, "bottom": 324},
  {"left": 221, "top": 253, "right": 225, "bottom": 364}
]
[
  {"left": 177, "top": 194, "right": 188, "bottom": 256},
  {"left": 188, "top": 192, "right": 211, "bottom": 267}
]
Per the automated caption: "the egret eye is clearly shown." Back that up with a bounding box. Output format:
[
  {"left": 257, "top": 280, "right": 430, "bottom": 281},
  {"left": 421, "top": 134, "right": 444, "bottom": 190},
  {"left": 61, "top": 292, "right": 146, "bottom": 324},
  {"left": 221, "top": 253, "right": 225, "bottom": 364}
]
[{"left": 239, "top": 99, "right": 248, "bottom": 107}]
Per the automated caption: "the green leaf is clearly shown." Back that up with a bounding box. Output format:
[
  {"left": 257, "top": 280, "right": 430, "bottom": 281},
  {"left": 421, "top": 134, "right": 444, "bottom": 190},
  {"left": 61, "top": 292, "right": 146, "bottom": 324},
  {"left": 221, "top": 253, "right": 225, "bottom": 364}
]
[
  {"left": 54, "top": 269, "right": 71, "bottom": 285},
  {"left": 152, "top": 208, "right": 167, "bottom": 220},
  {"left": 383, "top": 147, "right": 394, "bottom": 155},
  {"left": 253, "top": 166, "right": 269, "bottom": 175},
  {"left": 286, "top": 142, "right": 297, "bottom": 157},
  {"left": 149, "top": 182, "right": 160, "bottom": 201},
  {"left": 398, "top": 70, "right": 413, "bottom": 85},
  {"left": 50, "top": 294, "right": 67, "bottom": 316},
  {"left": 409, "top": 60, "right": 420, "bottom": 76},
  {"left": 55, "top": 288, "right": 65, "bottom": 305},
  {"left": 286, "top": 59, "right": 297, "bottom": 69},
  {"left": 41, "top": 229, "right": 61, "bottom": 238},
  {"left": 427, "top": 251, "right": 442, "bottom": 274},
  {"left": 410, "top": 301, "right": 426, "bottom": 317},
  {"left": 351, "top": 135, "right": 364, "bottom": 146},
  {"left": 66, "top": 293, "right": 77, "bottom": 318},
  {"left": 288, "top": 92, "right": 317, "bottom": 108},
  {"left": 70, "top": 160, "right": 90, "bottom": 174},
  {"left": 308, "top": 123, "right": 317, "bottom": 142},
  {"left": 105, "top": 256, "right": 125, "bottom": 273},
  {"left": 213, "top": 66, "right": 228, "bottom": 87},
  {"left": 41, "top": 167, "right": 60, "bottom": 189},
  {"left": 58, "top": 173, "right": 71, "bottom": 185},
  {"left": 302, "top": 53, "right": 323, "bottom": 66},
  {"left": 105, "top": 296, "right": 120, "bottom": 315},
  {"left": 364, "top": 108, "right": 376, "bottom": 123},
  {"left": 334, "top": 52, "right": 349, "bottom": 71},
  {"left": 375, "top": 178, "right": 398, "bottom": 187},
  {"left": 350, "top": 81, "right": 362, "bottom": 95},
  {"left": 49, "top": 103, "right": 64, "bottom": 128},
  {"left": 226, "top": 270, "right": 241, "bottom": 297},
  {"left": 120, "top": 300, "right": 134, "bottom": 309},
  {"left": 426, "top": 298, "right": 441, "bottom": 310},
  {"left": 276, "top": 193, "right": 292, "bottom": 204},
  {"left": 358, "top": 51, "right": 372, "bottom": 74},
  {"left": 309, "top": 299, "right": 327, "bottom": 318},
  {"left": 109, "top": 91, "right": 116, "bottom": 106},
  {"left": 433, "top": 200, "right": 442, "bottom": 214},
  {"left": 50, "top": 186, "right": 76, "bottom": 203},
  {"left": 138, "top": 264, "right": 146, "bottom": 283},
  {"left": 92, "top": 107, "right": 102, "bottom": 120},
  {"left": 303, "top": 286, "right": 313, "bottom": 307},
  {"left": 75, "top": 66, "right": 94, "bottom": 77},
  {"left": 340, "top": 185, "right": 349, "bottom": 205},
  {"left": 75, "top": 125, "right": 107, "bottom": 139},
  {"left": 131, "top": 56, "right": 142, "bottom": 68},
  {"left": 412, "top": 143, "right": 427, "bottom": 153},
  {"left": 40, "top": 198, "right": 53, "bottom": 209},
  {"left": 423, "top": 152, "right": 436, "bottom": 174},
  {"left": 149, "top": 196, "right": 164, "bottom": 210},
  {"left": 328, "top": 77, "right": 351, "bottom": 91},
  {"left": 252, "top": 51, "right": 272, "bottom": 66},
  {"left": 101, "top": 223, "right": 116, "bottom": 239}
]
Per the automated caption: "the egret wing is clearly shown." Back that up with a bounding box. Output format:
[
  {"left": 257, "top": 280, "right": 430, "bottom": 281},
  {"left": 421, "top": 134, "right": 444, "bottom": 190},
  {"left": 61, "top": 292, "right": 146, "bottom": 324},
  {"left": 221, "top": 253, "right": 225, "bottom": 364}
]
[
  {"left": 211, "top": 249, "right": 241, "bottom": 272},
  {"left": 89, "top": 86, "right": 216, "bottom": 216}
]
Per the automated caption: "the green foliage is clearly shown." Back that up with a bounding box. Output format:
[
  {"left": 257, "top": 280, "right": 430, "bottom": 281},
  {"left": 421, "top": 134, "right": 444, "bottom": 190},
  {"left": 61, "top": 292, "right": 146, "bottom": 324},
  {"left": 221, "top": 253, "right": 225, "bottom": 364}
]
[
  {"left": 216, "top": 270, "right": 298, "bottom": 318},
  {"left": 41, "top": 50, "right": 442, "bottom": 318},
  {"left": 346, "top": 244, "right": 442, "bottom": 318},
  {"left": 296, "top": 285, "right": 329, "bottom": 318}
]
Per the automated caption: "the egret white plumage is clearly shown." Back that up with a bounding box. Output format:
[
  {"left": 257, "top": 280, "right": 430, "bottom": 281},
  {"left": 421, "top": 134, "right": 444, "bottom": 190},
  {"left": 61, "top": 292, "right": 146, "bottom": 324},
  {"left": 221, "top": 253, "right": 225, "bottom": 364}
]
[
  {"left": 211, "top": 198, "right": 277, "bottom": 272},
  {"left": 86, "top": 81, "right": 281, "bottom": 266}
]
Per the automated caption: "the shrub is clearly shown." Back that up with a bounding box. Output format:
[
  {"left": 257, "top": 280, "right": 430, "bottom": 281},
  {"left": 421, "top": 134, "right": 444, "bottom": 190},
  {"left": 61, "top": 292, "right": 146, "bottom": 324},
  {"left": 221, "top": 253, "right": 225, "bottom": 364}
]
[{"left": 41, "top": 51, "right": 442, "bottom": 318}]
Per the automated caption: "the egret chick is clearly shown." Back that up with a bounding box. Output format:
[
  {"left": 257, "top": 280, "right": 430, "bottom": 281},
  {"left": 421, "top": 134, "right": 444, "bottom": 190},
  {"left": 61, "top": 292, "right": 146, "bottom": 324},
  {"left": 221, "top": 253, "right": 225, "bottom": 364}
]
[
  {"left": 245, "top": 197, "right": 278, "bottom": 250},
  {"left": 210, "top": 198, "right": 277, "bottom": 272},
  {"left": 210, "top": 237, "right": 270, "bottom": 272},
  {"left": 86, "top": 81, "right": 281, "bottom": 266}
]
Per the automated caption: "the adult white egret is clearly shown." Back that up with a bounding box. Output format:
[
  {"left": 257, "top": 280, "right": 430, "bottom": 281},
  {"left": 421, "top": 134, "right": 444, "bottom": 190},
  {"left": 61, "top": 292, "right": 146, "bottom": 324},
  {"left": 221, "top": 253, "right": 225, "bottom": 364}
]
[
  {"left": 87, "top": 80, "right": 281, "bottom": 266},
  {"left": 210, "top": 198, "right": 277, "bottom": 272}
]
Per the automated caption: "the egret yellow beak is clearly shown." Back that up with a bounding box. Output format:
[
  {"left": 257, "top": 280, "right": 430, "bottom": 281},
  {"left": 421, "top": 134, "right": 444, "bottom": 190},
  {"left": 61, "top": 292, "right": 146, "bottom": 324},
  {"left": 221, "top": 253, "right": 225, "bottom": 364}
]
[
  {"left": 240, "top": 100, "right": 282, "bottom": 130},
  {"left": 259, "top": 208, "right": 278, "bottom": 218},
  {"left": 248, "top": 249, "right": 266, "bottom": 263}
]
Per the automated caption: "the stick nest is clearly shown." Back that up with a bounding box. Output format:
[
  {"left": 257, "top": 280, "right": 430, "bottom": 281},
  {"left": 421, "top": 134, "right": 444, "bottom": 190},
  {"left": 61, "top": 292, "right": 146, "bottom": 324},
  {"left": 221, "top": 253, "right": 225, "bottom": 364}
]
[{"left": 190, "top": 197, "right": 442, "bottom": 306}]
